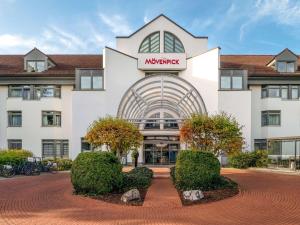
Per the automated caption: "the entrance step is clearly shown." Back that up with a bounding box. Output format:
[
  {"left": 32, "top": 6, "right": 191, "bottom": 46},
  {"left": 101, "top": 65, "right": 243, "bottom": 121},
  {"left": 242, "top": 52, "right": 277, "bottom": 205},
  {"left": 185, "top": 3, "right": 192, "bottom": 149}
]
[{"left": 143, "top": 176, "right": 182, "bottom": 208}]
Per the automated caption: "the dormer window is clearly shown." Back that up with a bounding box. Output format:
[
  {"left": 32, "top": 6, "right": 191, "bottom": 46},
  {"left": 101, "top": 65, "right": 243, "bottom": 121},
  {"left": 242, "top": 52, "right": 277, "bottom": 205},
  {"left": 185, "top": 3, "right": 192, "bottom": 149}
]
[
  {"left": 27, "top": 60, "right": 46, "bottom": 72},
  {"left": 277, "top": 61, "right": 295, "bottom": 73}
]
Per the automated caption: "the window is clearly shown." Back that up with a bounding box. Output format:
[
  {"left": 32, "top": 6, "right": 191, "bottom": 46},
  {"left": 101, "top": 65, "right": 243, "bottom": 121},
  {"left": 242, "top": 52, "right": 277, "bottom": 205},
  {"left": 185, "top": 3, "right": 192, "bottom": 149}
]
[
  {"left": 27, "top": 60, "right": 46, "bottom": 72},
  {"left": 220, "top": 76, "right": 243, "bottom": 90},
  {"left": 8, "top": 85, "right": 61, "bottom": 100},
  {"left": 78, "top": 70, "right": 104, "bottom": 90},
  {"left": 42, "top": 111, "right": 61, "bottom": 127},
  {"left": 145, "top": 113, "right": 160, "bottom": 129},
  {"left": 262, "top": 85, "right": 299, "bottom": 100},
  {"left": 164, "top": 32, "right": 184, "bottom": 53},
  {"left": 254, "top": 139, "right": 267, "bottom": 150},
  {"left": 139, "top": 32, "right": 160, "bottom": 53},
  {"left": 163, "top": 113, "right": 178, "bottom": 129},
  {"left": 261, "top": 111, "right": 281, "bottom": 126},
  {"left": 8, "top": 139, "right": 22, "bottom": 149},
  {"left": 8, "top": 111, "right": 22, "bottom": 127},
  {"left": 42, "top": 140, "right": 69, "bottom": 158},
  {"left": 277, "top": 61, "right": 295, "bottom": 73},
  {"left": 81, "top": 138, "right": 93, "bottom": 152}
]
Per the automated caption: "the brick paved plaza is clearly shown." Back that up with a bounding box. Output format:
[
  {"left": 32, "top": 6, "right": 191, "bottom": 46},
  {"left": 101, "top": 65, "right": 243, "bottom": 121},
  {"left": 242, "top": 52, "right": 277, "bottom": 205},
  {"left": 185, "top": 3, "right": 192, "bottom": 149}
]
[{"left": 0, "top": 169, "right": 300, "bottom": 225}]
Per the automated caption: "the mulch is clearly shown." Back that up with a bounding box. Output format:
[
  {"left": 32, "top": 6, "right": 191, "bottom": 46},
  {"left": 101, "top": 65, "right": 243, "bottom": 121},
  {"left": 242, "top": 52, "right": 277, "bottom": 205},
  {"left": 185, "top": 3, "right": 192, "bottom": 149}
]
[
  {"left": 90, "top": 188, "right": 148, "bottom": 206},
  {"left": 178, "top": 178, "right": 240, "bottom": 206}
]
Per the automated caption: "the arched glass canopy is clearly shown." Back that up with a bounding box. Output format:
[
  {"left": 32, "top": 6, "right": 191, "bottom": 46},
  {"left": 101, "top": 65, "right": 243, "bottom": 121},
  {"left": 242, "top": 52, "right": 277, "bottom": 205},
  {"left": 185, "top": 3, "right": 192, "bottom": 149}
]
[{"left": 117, "top": 74, "right": 207, "bottom": 126}]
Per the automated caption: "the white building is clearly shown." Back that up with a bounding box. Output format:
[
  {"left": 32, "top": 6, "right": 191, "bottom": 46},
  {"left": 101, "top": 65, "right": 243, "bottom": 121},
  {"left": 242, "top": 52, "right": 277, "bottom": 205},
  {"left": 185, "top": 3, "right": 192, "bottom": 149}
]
[{"left": 0, "top": 14, "right": 299, "bottom": 166}]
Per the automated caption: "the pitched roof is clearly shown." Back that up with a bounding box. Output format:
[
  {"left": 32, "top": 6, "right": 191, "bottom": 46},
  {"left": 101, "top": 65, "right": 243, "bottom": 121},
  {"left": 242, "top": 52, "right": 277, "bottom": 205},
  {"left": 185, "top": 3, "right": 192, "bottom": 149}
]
[
  {"left": 0, "top": 54, "right": 103, "bottom": 77},
  {"left": 220, "top": 55, "right": 300, "bottom": 77}
]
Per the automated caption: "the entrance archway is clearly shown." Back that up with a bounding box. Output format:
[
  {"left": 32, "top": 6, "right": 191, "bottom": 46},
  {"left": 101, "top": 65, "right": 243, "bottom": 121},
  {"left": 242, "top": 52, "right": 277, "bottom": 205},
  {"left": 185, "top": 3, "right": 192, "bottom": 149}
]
[{"left": 117, "top": 74, "right": 207, "bottom": 164}]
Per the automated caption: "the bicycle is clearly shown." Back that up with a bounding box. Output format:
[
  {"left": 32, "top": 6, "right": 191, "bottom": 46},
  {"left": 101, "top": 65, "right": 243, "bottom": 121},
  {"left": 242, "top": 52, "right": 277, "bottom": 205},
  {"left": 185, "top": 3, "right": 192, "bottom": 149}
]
[
  {"left": 17, "top": 157, "right": 41, "bottom": 176},
  {"left": 0, "top": 164, "right": 15, "bottom": 178},
  {"left": 43, "top": 161, "right": 58, "bottom": 174}
]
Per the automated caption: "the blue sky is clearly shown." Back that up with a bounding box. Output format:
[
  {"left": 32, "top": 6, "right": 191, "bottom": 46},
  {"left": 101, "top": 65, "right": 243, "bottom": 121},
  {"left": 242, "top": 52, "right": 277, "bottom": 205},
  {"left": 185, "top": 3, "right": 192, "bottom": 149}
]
[{"left": 0, "top": 0, "right": 300, "bottom": 55}]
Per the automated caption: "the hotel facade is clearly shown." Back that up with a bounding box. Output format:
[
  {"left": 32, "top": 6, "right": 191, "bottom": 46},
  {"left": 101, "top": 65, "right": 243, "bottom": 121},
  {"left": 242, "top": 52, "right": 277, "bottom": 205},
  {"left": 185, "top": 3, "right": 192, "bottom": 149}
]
[{"left": 0, "top": 15, "right": 299, "bottom": 166}]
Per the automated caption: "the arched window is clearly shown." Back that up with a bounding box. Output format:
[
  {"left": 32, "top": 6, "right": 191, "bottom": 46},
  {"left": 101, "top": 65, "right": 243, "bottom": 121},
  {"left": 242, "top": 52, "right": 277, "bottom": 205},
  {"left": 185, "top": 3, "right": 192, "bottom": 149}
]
[
  {"left": 164, "top": 32, "right": 184, "bottom": 53},
  {"left": 139, "top": 32, "right": 160, "bottom": 53}
]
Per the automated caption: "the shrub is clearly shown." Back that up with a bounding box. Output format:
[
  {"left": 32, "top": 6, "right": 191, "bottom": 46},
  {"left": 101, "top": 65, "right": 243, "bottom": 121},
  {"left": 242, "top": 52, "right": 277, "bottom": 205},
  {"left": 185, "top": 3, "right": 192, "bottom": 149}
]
[
  {"left": 229, "top": 150, "right": 268, "bottom": 169},
  {"left": 122, "top": 166, "right": 153, "bottom": 191},
  {"left": 71, "top": 152, "right": 123, "bottom": 195},
  {"left": 229, "top": 152, "right": 252, "bottom": 169},
  {"left": 250, "top": 150, "right": 268, "bottom": 168},
  {"left": 175, "top": 150, "right": 221, "bottom": 190},
  {"left": 42, "top": 159, "right": 73, "bottom": 171},
  {"left": 0, "top": 149, "right": 33, "bottom": 167},
  {"left": 170, "top": 166, "right": 175, "bottom": 183}
]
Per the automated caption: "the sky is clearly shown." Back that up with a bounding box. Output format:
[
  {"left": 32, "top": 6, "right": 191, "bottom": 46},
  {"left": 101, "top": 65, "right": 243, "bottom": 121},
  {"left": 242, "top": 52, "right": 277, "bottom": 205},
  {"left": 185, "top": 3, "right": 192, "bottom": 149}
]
[{"left": 0, "top": 0, "right": 300, "bottom": 55}]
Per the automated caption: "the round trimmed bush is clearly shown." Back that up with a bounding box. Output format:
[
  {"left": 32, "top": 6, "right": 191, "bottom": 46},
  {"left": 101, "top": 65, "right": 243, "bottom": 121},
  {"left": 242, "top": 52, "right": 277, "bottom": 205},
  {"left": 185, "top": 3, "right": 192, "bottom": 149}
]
[
  {"left": 175, "top": 150, "right": 221, "bottom": 190},
  {"left": 71, "top": 152, "right": 123, "bottom": 195}
]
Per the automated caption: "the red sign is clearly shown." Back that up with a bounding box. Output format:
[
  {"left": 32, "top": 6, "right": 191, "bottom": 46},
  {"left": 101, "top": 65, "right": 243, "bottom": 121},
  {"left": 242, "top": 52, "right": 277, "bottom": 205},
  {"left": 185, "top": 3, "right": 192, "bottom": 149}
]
[{"left": 145, "top": 58, "right": 180, "bottom": 65}]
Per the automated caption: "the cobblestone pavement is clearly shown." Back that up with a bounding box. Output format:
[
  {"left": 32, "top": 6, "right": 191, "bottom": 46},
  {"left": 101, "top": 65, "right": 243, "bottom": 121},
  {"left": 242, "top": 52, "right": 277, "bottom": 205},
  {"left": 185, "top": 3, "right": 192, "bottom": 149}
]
[{"left": 0, "top": 168, "right": 300, "bottom": 225}]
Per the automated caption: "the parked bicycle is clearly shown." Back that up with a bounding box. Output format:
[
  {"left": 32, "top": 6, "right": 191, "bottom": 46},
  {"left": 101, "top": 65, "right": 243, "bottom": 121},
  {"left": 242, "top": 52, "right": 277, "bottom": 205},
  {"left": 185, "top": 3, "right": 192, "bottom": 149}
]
[
  {"left": 0, "top": 164, "right": 15, "bottom": 178},
  {"left": 16, "top": 157, "right": 40, "bottom": 176},
  {"left": 43, "top": 160, "right": 58, "bottom": 174}
]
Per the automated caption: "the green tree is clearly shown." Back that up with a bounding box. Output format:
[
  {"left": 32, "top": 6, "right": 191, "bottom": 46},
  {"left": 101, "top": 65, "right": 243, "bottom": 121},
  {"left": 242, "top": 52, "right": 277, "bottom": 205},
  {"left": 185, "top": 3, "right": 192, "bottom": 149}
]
[
  {"left": 180, "top": 113, "right": 243, "bottom": 156},
  {"left": 85, "top": 117, "right": 143, "bottom": 160}
]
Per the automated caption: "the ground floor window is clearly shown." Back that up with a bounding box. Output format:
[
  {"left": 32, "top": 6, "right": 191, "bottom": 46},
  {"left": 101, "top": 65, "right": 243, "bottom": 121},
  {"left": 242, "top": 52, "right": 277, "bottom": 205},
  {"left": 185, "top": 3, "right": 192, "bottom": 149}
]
[
  {"left": 42, "top": 139, "right": 69, "bottom": 158},
  {"left": 268, "top": 139, "right": 300, "bottom": 169},
  {"left": 7, "top": 139, "right": 22, "bottom": 149},
  {"left": 254, "top": 139, "right": 267, "bottom": 150},
  {"left": 81, "top": 138, "right": 93, "bottom": 152}
]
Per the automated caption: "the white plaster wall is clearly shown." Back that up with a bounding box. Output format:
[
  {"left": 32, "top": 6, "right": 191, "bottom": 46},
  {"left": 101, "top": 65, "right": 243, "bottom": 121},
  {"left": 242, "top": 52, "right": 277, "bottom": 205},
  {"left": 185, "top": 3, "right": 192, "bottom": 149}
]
[
  {"left": 251, "top": 85, "right": 300, "bottom": 140},
  {"left": 116, "top": 16, "right": 207, "bottom": 58},
  {"left": 218, "top": 90, "right": 252, "bottom": 151},
  {"left": 180, "top": 48, "right": 220, "bottom": 114},
  {"left": 71, "top": 47, "right": 144, "bottom": 159},
  {"left": 0, "top": 86, "right": 7, "bottom": 149},
  {"left": 3, "top": 85, "right": 73, "bottom": 157}
]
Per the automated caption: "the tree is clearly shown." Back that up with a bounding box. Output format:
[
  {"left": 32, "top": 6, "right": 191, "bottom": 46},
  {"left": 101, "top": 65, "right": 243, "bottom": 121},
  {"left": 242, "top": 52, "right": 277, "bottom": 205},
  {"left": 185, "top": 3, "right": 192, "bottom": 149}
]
[
  {"left": 180, "top": 113, "right": 244, "bottom": 156},
  {"left": 85, "top": 117, "right": 143, "bottom": 160}
]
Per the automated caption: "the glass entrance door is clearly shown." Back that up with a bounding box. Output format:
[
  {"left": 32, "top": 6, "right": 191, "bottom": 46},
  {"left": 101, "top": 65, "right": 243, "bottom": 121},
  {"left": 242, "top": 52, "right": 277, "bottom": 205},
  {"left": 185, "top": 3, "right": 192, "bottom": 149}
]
[{"left": 144, "top": 142, "right": 180, "bottom": 165}]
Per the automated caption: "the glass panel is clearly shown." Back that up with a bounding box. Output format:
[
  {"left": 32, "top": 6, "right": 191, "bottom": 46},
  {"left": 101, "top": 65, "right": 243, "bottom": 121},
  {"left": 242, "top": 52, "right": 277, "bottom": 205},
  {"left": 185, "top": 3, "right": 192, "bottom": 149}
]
[
  {"left": 281, "top": 86, "right": 288, "bottom": 99},
  {"left": 81, "top": 76, "right": 91, "bottom": 89},
  {"left": 36, "top": 61, "right": 45, "bottom": 72},
  {"left": 42, "top": 87, "right": 54, "bottom": 97},
  {"left": 92, "top": 76, "right": 103, "bottom": 89},
  {"left": 232, "top": 76, "right": 243, "bottom": 89},
  {"left": 291, "top": 86, "right": 299, "bottom": 99},
  {"left": 9, "top": 87, "right": 23, "bottom": 97},
  {"left": 220, "top": 76, "right": 231, "bottom": 89},
  {"left": 268, "top": 113, "right": 280, "bottom": 125},
  {"left": 277, "top": 62, "right": 286, "bottom": 72},
  {"left": 27, "top": 61, "right": 36, "bottom": 72},
  {"left": 262, "top": 88, "right": 267, "bottom": 98},
  {"left": 139, "top": 32, "right": 160, "bottom": 53},
  {"left": 261, "top": 112, "right": 268, "bottom": 126},
  {"left": 281, "top": 141, "right": 295, "bottom": 159},
  {"left": 286, "top": 62, "right": 295, "bottom": 72},
  {"left": 268, "top": 86, "right": 280, "bottom": 97}
]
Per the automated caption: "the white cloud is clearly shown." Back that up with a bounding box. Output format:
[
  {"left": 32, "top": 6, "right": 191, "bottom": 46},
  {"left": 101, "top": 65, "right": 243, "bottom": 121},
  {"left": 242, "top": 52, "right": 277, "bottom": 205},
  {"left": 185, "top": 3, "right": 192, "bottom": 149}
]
[
  {"left": 143, "top": 15, "right": 150, "bottom": 24},
  {"left": 0, "top": 34, "right": 36, "bottom": 52},
  {"left": 99, "top": 13, "right": 132, "bottom": 35},
  {"left": 240, "top": 0, "right": 300, "bottom": 40}
]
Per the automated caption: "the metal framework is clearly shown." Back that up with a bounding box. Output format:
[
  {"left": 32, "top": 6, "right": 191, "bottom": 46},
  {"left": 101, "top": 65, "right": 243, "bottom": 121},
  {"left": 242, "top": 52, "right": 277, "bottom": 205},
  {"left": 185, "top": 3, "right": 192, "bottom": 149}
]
[{"left": 117, "top": 74, "right": 207, "bottom": 124}]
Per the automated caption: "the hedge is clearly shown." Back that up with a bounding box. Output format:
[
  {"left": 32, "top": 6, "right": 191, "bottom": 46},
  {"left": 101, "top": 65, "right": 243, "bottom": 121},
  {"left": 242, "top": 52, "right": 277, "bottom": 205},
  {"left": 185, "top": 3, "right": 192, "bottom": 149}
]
[
  {"left": 229, "top": 150, "right": 268, "bottom": 169},
  {"left": 0, "top": 149, "right": 33, "bottom": 167},
  {"left": 175, "top": 150, "right": 221, "bottom": 190},
  {"left": 71, "top": 152, "right": 123, "bottom": 195},
  {"left": 122, "top": 166, "right": 153, "bottom": 191}
]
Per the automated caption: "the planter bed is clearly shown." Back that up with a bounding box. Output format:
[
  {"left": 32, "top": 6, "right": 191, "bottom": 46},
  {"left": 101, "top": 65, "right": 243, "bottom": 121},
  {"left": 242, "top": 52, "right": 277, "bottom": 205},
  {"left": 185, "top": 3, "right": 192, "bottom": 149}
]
[{"left": 177, "top": 176, "right": 239, "bottom": 206}]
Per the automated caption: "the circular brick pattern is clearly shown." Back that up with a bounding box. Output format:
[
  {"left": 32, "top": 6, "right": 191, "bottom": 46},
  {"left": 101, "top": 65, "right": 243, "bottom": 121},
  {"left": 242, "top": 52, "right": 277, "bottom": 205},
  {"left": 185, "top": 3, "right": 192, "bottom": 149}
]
[{"left": 0, "top": 169, "right": 300, "bottom": 225}]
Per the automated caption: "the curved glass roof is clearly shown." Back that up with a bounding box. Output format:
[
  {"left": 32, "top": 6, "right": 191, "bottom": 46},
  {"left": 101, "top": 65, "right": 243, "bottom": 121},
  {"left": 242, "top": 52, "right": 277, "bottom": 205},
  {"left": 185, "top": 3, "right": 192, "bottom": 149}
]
[{"left": 117, "top": 74, "right": 206, "bottom": 122}]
